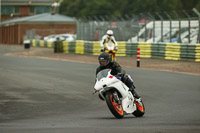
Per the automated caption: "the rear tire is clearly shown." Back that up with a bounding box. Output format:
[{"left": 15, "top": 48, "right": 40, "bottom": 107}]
[
  {"left": 132, "top": 98, "right": 145, "bottom": 117},
  {"left": 105, "top": 92, "right": 124, "bottom": 119}
]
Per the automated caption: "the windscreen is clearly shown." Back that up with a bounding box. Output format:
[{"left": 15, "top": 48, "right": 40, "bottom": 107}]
[{"left": 96, "top": 69, "right": 111, "bottom": 81}]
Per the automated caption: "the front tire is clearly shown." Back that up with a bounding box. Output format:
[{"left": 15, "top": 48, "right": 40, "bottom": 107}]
[{"left": 105, "top": 92, "right": 124, "bottom": 119}]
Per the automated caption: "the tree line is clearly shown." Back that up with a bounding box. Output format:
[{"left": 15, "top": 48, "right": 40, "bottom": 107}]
[{"left": 59, "top": 0, "right": 200, "bottom": 20}]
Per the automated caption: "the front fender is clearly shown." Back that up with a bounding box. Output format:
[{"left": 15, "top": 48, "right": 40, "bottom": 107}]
[{"left": 102, "top": 87, "right": 122, "bottom": 99}]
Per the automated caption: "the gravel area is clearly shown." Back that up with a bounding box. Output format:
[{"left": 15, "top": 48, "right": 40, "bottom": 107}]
[{"left": 2, "top": 44, "right": 200, "bottom": 75}]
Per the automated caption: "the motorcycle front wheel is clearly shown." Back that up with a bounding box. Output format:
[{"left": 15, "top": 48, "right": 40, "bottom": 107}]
[{"left": 105, "top": 92, "right": 124, "bottom": 119}]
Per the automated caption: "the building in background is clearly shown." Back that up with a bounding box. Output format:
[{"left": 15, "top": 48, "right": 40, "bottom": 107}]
[
  {"left": 0, "top": 13, "right": 76, "bottom": 44},
  {"left": 0, "top": 0, "right": 61, "bottom": 22}
]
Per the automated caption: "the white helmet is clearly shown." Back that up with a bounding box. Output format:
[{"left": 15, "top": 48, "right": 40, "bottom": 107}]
[{"left": 106, "top": 30, "right": 113, "bottom": 36}]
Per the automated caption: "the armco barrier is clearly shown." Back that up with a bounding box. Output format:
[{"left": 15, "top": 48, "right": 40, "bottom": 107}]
[{"left": 31, "top": 39, "right": 200, "bottom": 62}]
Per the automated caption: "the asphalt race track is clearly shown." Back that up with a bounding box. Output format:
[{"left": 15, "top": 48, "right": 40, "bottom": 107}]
[{"left": 0, "top": 48, "right": 200, "bottom": 133}]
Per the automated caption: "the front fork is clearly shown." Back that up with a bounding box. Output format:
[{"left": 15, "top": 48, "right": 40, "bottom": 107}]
[
  {"left": 93, "top": 88, "right": 121, "bottom": 105},
  {"left": 113, "top": 91, "right": 121, "bottom": 105},
  {"left": 111, "top": 53, "right": 115, "bottom": 61},
  {"left": 105, "top": 50, "right": 116, "bottom": 61}
]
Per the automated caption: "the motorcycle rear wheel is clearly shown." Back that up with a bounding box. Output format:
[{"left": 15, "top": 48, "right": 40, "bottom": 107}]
[{"left": 105, "top": 92, "right": 124, "bottom": 119}]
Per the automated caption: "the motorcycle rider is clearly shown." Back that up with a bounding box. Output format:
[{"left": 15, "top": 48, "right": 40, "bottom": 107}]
[
  {"left": 100, "top": 30, "right": 118, "bottom": 52},
  {"left": 96, "top": 52, "right": 140, "bottom": 99}
]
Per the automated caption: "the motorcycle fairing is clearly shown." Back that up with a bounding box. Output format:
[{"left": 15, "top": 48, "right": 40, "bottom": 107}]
[{"left": 94, "top": 70, "right": 136, "bottom": 114}]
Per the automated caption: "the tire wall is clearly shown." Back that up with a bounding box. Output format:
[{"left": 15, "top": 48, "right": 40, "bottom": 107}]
[{"left": 31, "top": 39, "right": 200, "bottom": 62}]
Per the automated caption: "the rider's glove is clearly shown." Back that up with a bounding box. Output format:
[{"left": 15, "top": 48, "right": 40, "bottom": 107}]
[
  {"left": 127, "top": 75, "right": 134, "bottom": 84},
  {"left": 115, "top": 47, "right": 118, "bottom": 51},
  {"left": 116, "top": 73, "right": 124, "bottom": 78},
  {"left": 118, "top": 77, "right": 122, "bottom": 81},
  {"left": 101, "top": 48, "right": 104, "bottom": 52}
]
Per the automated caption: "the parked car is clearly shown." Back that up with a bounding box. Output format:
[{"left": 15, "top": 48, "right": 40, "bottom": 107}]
[
  {"left": 44, "top": 34, "right": 76, "bottom": 42},
  {"left": 59, "top": 34, "right": 76, "bottom": 42},
  {"left": 44, "top": 34, "right": 56, "bottom": 41}
]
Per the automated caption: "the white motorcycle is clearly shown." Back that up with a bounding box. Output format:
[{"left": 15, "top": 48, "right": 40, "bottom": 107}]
[{"left": 93, "top": 69, "right": 145, "bottom": 119}]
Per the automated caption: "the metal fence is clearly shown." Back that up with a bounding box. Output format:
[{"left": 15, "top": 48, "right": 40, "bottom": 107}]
[
  {"left": 24, "top": 9, "right": 200, "bottom": 45},
  {"left": 76, "top": 20, "right": 140, "bottom": 41},
  {"left": 76, "top": 9, "right": 200, "bottom": 44}
]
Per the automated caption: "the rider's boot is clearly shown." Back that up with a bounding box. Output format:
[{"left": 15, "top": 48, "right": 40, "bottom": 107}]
[{"left": 129, "top": 85, "right": 140, "bottom": 99}]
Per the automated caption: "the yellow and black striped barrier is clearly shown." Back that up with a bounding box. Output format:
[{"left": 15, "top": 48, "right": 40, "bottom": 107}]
[
  {"left": 195, "top": 44, "right": 200, "bottom": 62},
  {"left": 138, "top": 42, "right": 152, "bottom": 58},
  {"left": 31, "top": 39, "right": 200, "bottom": 62},
  {"left": 165, "top": 43, "right": 181, "bottom": 60},
  {"left": 32, "top": 39, "right": 54, "bottom": 48}
]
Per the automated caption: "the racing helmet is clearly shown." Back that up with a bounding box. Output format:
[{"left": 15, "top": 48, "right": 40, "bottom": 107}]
[
  {"left": 98, "top": 52, "right": 111, "bottom": 67},
  {"left": 106, "top": 30, "right": 113, "bottom": 36}
]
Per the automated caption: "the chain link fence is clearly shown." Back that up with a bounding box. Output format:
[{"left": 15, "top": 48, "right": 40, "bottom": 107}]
[
  {"left": 76, "top": 20, "right": 140, "bottom": 41},
  {"left": 76, "top": 9, "right": 200, "bottom": 44}
]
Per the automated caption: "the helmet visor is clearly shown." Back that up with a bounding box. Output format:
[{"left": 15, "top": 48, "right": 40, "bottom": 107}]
[
  {"left": 99, "top": 59, "right": 108, "bottom": 66},
  {"left": 107, "top": 34, "right": 112, "bottom": 39}
]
